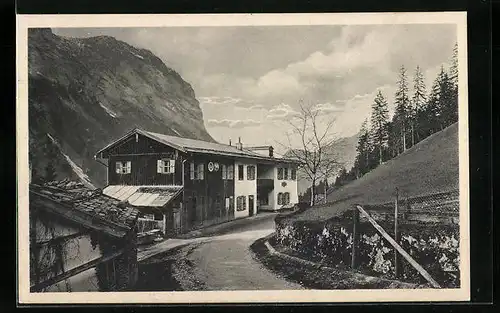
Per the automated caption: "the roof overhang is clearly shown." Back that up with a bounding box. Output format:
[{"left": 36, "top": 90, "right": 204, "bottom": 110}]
[
  {"left": 95, "top": 128, "right": 187, "bottom": 159},
  {"left": 29, "top": 190, "right": 130, "bottom": 239}
]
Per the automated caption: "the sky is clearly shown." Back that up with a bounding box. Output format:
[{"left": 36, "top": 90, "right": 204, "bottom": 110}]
[{"left": 54, "top": 24, "right": 457, "bottom": 151}]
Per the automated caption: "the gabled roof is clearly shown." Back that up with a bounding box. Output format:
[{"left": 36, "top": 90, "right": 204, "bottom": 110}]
[
  {"left": 96, "top": 128, "right": 300, "bottom": 163},
  {"left": 30, "top": 181, "right": 139, "bottom": 239}
]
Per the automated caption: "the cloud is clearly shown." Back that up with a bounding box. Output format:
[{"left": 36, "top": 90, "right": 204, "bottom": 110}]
[
  {"left": 198, "top": 96, "right": 243, "bottom": 106},
  {"left": 312, "top": 102, "right": 343, "bottom": 113},
  {"left": 206, "top": 118, "right": 261, "bottom": 129},
  {"left": 266, "top": 103, "right": 300, "bottom": 120}
]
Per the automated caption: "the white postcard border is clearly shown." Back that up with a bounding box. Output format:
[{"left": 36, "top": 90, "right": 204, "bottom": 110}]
[{"left": 16, "top": 12, "right": 470, "bottom": 304}]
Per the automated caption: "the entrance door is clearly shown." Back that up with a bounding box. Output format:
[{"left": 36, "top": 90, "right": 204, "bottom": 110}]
[{"left": 249, "top": 195, "right": 255, "bottom": 217}]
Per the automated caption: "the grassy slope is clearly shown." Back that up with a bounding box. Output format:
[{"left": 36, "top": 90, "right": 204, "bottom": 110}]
[{"left": 293, "top": 122, "right": 459, "bottom": 221}]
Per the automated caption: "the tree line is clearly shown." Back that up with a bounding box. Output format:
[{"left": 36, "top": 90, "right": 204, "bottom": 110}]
[{"left": 334, "top": 43, "right": 459, "bottom": 188}]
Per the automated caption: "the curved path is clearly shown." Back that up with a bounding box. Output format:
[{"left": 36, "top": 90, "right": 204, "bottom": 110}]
[{"left": 171, "top": 213, "right": 303, "bottom": 290}]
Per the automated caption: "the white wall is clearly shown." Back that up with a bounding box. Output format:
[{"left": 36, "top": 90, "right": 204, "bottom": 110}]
[
  {"left": 271, "top": 165, "right": 298, "bottom": 211},
  {"left": 234, "top": 161, "right": 257, "bottom": 218}
]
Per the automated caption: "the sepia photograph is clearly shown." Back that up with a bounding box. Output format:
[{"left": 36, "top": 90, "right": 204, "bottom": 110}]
[{"left": 16, "top": 12, "right": 470, "bottom": 303}]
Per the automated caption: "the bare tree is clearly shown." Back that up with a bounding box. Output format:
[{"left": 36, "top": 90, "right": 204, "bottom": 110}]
[{"left": 278, "top": 101, "right": 340, "bottom": 207}]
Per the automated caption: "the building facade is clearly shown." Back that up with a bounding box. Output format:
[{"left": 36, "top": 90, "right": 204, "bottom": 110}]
[
  {"left": 95, "top": 129, "right": 299, "bottom": 237},
  {"left": 29, "top": 180, "right": 139, "bottom": 292}
]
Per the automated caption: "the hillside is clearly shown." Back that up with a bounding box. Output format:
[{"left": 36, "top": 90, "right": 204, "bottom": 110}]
[
  {"left": 292, "top": 122, "right": 459, "bottom": 221},
  {"left": 28, "top": 28, "right": 214, "bottom": 187},
  {"left": 296, "top": 132, "right": 359, "bottom": 194}
]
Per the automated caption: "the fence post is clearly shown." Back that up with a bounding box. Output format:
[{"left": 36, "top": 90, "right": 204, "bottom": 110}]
[
  {"left": 394, "top": 188, "right": 399, "bottom": 278},
  {"left": 351, "top": 207, "right": 360, "bottom": 269}
]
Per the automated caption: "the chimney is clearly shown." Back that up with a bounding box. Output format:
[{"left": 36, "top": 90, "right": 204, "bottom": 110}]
[
  {"left": 236, "top": 137, "right": 243, "bottom": 150},
  {"left": 229, "top": 138, "right": 232, "bottom": 146},
  {"left": 268, "top": 146, "right": 274, "bottom": 157}
]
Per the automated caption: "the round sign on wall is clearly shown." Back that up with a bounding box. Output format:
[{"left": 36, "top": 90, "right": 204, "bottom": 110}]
[
  {"left": 281, "top": 181, "right": 287, "bottom": 187},
  {"left": 208, "top": 162, "right": 214, "bottom": 172},
  {"left": 214, "top": 162, "right": 220, "bottom": 171}
]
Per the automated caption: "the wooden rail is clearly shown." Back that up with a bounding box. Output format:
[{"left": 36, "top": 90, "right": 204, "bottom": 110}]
[{"left": 356, "top": 205, "right": 441, "bottom": 288}]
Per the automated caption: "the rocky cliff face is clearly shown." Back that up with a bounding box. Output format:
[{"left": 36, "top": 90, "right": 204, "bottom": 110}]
[{"left": 28, "top": 28, "right": 214, "bottom": 187}]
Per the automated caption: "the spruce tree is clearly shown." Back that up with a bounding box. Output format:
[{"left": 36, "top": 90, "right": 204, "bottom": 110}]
[
  {"left": 370, "top": 90, "right": 389, "bottom": 165},
  {"left": 449, "top": 42, "right": 459, "bottom": 91},
  {"left": 437, "top": 67, "right": 456, "bottom": 127},
  {"left": 393, "top": 65, "right": 411, "bottom": 153},
  {"left": 411, "top": 65, "right": 427, "bottom": 144},
  {"left": 354, "top": 119, "right": 371, "bottom": 176},
  {"left": 448, "top": 42, "right": 459, "bottom": 126}
]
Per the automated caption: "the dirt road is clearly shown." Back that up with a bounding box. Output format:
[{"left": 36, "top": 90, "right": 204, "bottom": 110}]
[{"left": 137, "top": 213, "right": 303, "bottom": 291}]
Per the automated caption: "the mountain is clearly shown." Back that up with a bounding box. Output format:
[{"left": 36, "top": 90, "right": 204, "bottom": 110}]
[
  {"left": 28, "top": 28, "right": 214, "bottom": 188},
  {"left": 287, "top": 132, "right": 359, "bottom": 195}
]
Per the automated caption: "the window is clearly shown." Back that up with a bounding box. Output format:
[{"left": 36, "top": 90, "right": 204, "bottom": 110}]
[
  {"left": 157, "top": 159, "right": 175, "bottom": 174},
  {"left": 291, "top": 168, "right": 297, "bottom": 180},
  {"left": 115, "top": 161, "right": 131, "bottom": 174},
  {"left": 222, "top": 164, "right": 234, "bottom": 180},
  {"left": 284, "top": 192, "right": 290, "bottom": 205},
  {"left": 190, "top": 162, "right": 204, "bottom": 180},
  {"left": 277, "top": 192, "right": 283, "bottom": 205},
  {"left": 247, "top": 165, "right": 256, "bottom": 180},
  {"left": 277, "top": 168, "right": 284, "bottom": 180},
  {"left": 236, "top": 196, "right": 246, "bottom": 211},
  {"left": 190, "top": 162, "right": 195, "bottom": 180},
  {"left": 197, "top": 163, "right": 204, "bottom": 180},
  {"left": 284, "top": 168, "right": 289, "bottom": 180},
  {"left": 238, "top": 165, "right": 244, "bottom": 180}
]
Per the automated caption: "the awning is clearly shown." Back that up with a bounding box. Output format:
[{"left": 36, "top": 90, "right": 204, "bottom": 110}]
[{"left": 103, "top": 185, "right": 183, "bottom": 208}]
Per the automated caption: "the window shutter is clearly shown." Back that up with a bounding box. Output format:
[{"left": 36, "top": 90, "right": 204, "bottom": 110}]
[
  {"left": 190, "top": 162, "right": 195, "bottom": 180},
  {"left": 115, "top": 162, "right": 121, "bottom": 174},
  {"left": 222, "top": 165, "right": 227, "bottom": 179},
  {"left": 169, "top": 159, "right": 176, "bottom": 173},
  {"left": 126, "top": 161, "right": 131, "bottom": 173},
  {"left": 199, "top": 164, "right": 204, "bottom": 180},
  {"left": 157, "top": 160, "right": 163, "bottom": 173}
]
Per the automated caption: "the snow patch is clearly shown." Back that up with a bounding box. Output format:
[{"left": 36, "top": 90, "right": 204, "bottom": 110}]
[
  {"left": 132, "top": 52, "right": 144, "bottom": 60},
  {"left": 99, "top": 102, "right": 117, "bottom": 118},
  {"left": 46, "top": 133, "right": 95, "bottom": 188}
]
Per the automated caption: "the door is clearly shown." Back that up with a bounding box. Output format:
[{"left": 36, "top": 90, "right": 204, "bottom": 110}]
[{"left": 249, "top": 195, "right": 255, "bottom": 217}]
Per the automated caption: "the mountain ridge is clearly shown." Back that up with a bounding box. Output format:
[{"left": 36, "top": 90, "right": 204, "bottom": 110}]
[{"left": 28, "top": 28, "right": 214, "bottom": 187}]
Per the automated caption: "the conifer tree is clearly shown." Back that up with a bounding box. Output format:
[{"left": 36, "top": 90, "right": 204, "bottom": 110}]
[
  {"left": 449, "top": 42, "right": 459, "bottom": 91},
  {"left": 370, "top": 90, "right": 389, "bottom": 164},
  {"left": 411, "top": 65, "right": 427, "bottom": 144},
  {"left": 393, "top": 65, "right": 411, "bottom": 153},
  {"left": 354, "top": 119, "right": 371, "bottom": 176}
]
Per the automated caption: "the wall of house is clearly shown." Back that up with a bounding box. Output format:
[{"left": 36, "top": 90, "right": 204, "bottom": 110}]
[
  {"left": 30, "top": 208, "right": 138, "bottom": 292},
  {"left": 106, "top": 134, "right": 183, "bottom": 186},
  {"left": 272, "top": 164, "right": 299, "bottom": 210},
  {"left": 234, "top": 160, "right": 257, "bottom": 218},
  {"left": 182, "top": 154, "right": 236, "bottom": 232}
]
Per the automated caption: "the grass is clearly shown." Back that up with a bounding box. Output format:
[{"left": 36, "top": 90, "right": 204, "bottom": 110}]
[
  {"left": 250, "top": 236, "right": 424, "bottom": 289},
  {"left": 293, "top": 123, "right": 459, "bottom": 222}
]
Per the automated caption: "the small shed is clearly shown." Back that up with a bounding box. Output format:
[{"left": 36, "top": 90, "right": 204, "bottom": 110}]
[{"left": 29, "top": 180, "right": 140, "bottom": 292}]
